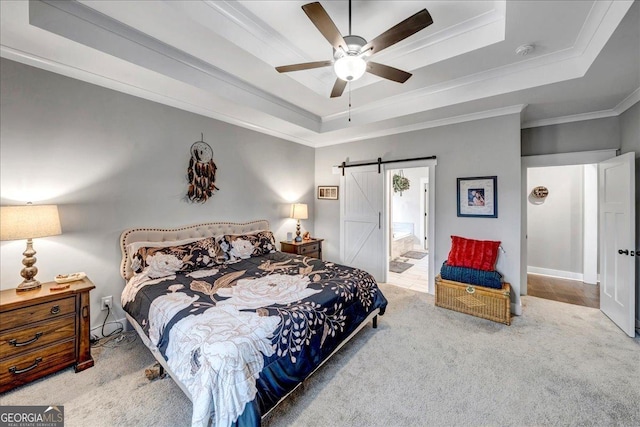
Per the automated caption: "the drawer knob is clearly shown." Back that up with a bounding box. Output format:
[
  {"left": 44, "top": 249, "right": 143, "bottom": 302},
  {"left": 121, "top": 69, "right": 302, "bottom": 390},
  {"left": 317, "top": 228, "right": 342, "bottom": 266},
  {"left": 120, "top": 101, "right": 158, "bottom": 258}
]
[
  {"left": 466, "top": 286, "right": 475, "bottom": 294},
  {"left": 9, "top": 357, "right": 43, "bottom": 375},
  {"left": 9, "top": 332, "right": 43, "bottom": 347},
  {"left": 50, "top": 305, "right": 60, "bottom": 315}
]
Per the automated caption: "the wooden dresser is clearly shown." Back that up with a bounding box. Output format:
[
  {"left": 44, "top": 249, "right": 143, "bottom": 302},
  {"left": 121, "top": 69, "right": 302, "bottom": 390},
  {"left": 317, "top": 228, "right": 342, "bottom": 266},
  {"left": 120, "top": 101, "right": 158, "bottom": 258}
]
[
  {"left": 280, "top": 238, "right": 324, "bottom": 260},
  {"left": 0, "top": 278, "right": 95, "bottom": 392}
]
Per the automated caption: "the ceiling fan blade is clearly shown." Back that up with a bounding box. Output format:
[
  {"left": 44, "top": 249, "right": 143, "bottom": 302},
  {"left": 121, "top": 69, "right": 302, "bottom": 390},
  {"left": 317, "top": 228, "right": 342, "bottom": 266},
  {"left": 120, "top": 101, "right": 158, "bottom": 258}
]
[
  {"left": 362, "top": 9, "right": 433, "bottom": 56},
  {"left": 276, "top": 60, "right": 333, "bottom": 73},
  {"left": 367, "top": 62, "right": 412, "bottom": 83},
  {"left": 302, "top": 2, "right": 348, "bottom": 52},
  {"left": 330, "top": 78, "right": 347, "bottom": 98}
]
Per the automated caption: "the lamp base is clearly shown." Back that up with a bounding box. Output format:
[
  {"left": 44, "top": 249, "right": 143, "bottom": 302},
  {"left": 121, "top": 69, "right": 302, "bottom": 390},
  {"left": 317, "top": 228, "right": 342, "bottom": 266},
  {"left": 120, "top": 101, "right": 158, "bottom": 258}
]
[
  {"left": 16, "top": 279, "right": 42, "bottom": 292},
  {"left": 17, "top": 238, "right": 41, "bottom": 292},
  {"left": 295, "top": 219, "right": 302, "bottom": 242}
]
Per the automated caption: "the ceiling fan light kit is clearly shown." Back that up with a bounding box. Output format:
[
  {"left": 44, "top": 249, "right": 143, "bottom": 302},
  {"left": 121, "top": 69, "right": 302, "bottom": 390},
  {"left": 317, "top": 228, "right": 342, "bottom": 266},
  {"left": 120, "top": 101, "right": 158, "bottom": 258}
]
[
  {"left": 276, "top": 1, "right": 433, "bottom": 98},
  {"left": 333, "top": 34, "right": 368, "bottom": 81},
  {"left": 334, "top": 56, "right": 366, "bottom": 82}
]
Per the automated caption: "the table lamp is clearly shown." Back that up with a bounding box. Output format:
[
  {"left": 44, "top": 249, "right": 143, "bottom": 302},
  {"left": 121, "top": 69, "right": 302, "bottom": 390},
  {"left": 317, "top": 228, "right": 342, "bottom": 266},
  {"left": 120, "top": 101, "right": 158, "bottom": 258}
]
[
  {"left": 0, "top": 204, "right": 62, "bottom": 292},
  {"left": 290, "top": 203, "right": 308, "bottom": 242}
]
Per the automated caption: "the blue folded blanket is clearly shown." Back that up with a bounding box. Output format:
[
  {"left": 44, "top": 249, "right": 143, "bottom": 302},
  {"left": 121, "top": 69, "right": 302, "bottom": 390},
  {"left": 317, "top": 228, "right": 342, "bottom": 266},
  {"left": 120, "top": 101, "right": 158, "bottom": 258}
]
[{"left": 440, "top": 262, "right": 503, "bottom": 289}]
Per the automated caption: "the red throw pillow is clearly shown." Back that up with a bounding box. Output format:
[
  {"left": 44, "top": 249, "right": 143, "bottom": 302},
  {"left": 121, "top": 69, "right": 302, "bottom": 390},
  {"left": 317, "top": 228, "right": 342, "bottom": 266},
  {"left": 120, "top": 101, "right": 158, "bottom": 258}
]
[{"left": 446, "top": 235, "right": 501, "bottom": 271}]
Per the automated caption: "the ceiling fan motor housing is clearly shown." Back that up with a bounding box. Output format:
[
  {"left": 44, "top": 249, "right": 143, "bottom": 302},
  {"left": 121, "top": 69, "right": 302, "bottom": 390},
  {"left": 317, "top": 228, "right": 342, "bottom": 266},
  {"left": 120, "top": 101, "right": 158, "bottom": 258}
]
[{"left": 335, "top": 35, "right": 367, "bottom": 56}]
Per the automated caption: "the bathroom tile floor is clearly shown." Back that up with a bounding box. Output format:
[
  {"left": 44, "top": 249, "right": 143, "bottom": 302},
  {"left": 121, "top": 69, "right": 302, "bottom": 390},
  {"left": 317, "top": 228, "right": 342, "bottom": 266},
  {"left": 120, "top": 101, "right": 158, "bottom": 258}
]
[{"left": 386, "top": 248, "right": 429, "bottom": 293}]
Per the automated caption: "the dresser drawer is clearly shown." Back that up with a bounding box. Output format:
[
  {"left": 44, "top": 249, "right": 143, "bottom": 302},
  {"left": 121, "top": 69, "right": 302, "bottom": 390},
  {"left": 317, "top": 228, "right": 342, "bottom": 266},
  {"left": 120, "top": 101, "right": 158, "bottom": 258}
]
[
  {"left": 0, "top": 315, "right": 76, "bottom": 359},
  {"left": 0, "top": 297, "right": 75, "bottom": 332},
  {"left": 299, "top": 243, "right": 319, "bottom": 255},
  {"left": 0, "top": 339, "right": 76, "bottom": 392}
]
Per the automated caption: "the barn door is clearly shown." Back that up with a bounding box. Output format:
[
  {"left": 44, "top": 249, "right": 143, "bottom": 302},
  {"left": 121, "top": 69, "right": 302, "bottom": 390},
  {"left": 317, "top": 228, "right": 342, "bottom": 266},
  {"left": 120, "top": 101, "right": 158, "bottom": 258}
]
[
  {"left": 340, "top": 165, "right": 384, "bottom": 282},
  {"left": 598, "top": 152, "right": 636, "bottom": 337}
]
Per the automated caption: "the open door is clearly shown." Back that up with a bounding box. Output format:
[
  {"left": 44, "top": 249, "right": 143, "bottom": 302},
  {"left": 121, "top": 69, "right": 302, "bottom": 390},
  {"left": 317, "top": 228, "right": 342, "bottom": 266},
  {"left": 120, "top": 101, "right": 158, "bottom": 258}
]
[
  {"left": 599, "top": 152, "right": 636, "bottom": 337},
  {"left": 340, "top": 165, "right": 384, "bottom": 282}
]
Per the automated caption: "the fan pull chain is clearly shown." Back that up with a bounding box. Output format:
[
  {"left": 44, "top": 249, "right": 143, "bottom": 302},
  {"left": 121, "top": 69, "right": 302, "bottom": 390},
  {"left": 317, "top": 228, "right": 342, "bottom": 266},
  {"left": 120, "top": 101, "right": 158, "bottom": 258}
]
[{"left": 348, "top": 83, "right": 352, "bottom": 122}]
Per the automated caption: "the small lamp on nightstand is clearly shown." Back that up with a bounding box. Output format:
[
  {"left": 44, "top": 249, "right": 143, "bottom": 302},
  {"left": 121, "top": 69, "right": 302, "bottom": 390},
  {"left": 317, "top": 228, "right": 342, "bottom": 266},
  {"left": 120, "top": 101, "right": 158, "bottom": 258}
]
[
  {"left": 0, "top": 203, "right": 62, "bottom": 292},
  {"left": 290, "top": 203, "right": 308, "bottom": 242}
]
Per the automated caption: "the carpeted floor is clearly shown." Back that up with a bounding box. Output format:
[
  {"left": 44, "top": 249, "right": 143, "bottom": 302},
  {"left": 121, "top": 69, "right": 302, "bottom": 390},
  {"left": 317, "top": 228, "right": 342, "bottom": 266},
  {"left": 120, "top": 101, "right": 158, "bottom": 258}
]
[{"left": 2, "top": 283, "right": 638, "bottom": 427}]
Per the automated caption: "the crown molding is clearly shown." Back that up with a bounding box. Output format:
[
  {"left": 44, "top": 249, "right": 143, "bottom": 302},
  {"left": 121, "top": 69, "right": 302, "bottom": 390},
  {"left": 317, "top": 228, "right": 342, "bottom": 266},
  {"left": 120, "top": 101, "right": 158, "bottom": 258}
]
[
  {"left": 33, "top": 0, "right": 321, "bottom": 130},
  {"left": 314, "top": 104, "right": 526, "bottom": 148},
  {"left": 0, "top": 45, "right": 318, "bottom": 148},
  {"left": 521, "top": 110, "right": 619, "bottom": 129},
  {"left": 614, "top": 87, "right": 640, "bottom": 114},
  {"left": 521, "top": 87, "right": 639, "bottom": 129},
  {"left": 323, "top": 0, "right": 630, "bottom": 128}
]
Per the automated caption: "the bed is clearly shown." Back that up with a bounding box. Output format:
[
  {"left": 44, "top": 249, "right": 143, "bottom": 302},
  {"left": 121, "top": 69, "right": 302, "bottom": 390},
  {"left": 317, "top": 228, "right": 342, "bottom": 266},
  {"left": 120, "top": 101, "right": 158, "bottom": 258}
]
[{"left": 119, "top": 220, "right": 387, "bottom": 427}]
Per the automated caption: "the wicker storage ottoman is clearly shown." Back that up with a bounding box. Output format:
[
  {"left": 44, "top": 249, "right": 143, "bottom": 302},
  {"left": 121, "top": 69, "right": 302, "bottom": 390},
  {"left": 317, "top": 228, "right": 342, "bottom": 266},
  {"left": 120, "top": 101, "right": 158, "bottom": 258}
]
[{"left": 435, "top": 275, "right": 511, "bottom": 325}]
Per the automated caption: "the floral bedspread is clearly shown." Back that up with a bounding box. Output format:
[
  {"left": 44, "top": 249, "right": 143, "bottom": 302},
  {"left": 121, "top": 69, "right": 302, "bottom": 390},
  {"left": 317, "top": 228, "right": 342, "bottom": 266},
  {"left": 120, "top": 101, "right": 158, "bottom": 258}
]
[{"left": 122, "top": 252, "right": 387, "bottom": 427}]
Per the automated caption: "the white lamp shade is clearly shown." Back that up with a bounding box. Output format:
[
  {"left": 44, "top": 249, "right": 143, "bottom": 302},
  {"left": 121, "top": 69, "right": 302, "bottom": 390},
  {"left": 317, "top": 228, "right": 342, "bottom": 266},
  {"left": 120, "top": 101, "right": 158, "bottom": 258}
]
[
  {"left": 290, "top": 203, "right": 308, "bottom": 220},
  {"left": 334, "top": 56, "right": 366, "bottom": 82},
  {"left": 0, "top": 204, "right": 62, "bottom": 241}
]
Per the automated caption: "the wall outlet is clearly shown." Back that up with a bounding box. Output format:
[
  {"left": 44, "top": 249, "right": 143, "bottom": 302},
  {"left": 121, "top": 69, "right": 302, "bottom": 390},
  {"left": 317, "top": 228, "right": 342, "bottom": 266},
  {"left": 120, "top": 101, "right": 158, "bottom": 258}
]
[{"left": 101, "top": 296, "right": 113, "bottom": 311}]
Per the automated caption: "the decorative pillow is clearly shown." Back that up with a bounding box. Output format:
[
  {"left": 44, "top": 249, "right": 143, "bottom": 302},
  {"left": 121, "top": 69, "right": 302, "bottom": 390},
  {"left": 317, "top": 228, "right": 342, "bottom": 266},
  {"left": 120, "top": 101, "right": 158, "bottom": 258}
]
[
  {"left": 440, "top": 262, "right": 503, "bottom": 289},
  {"left": 446, "top": 235, "right": 501, "bottom": 271},
  {"left": 219, "top": 230, "right": 276, "bottom": 261},
  {"left": 131, "top": 236, "right": 224, "bottom": 276},
  {"left": 126, "top": 236, "right": 205, "bottom": 262}
]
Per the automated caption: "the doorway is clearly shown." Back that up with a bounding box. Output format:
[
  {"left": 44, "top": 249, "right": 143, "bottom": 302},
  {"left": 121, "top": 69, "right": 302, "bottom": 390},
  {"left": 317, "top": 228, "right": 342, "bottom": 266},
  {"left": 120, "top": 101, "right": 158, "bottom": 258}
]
[
  {"left": 526, "top": 163, "right": 599, "bottom": 308},
  {"left": 339, "top": 158, "right": 437, "bottom": 293},
  {"left": 522, "top": 149, "right": 636, "bottom": 337},
  {"left": 387, "top": 166, "right": 429, "bottom": 292},
  {"left": 527, "top": 164, "right": 600, "bottom": 308}
]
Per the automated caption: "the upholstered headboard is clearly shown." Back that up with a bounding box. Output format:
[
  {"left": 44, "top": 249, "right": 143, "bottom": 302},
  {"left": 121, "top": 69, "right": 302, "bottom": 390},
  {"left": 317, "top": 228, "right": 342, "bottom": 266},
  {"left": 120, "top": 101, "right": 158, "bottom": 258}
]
[{"left": 119, "top": 220, "right": 270, "bottom": 280}]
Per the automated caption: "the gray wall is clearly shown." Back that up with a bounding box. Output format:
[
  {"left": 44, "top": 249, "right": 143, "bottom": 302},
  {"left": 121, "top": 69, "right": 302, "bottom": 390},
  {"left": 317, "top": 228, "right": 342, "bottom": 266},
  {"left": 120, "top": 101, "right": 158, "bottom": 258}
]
[
  {"left": 527, "top": 165, "right": 584, "bottom": 275},
  {"left": 522, "top": 117, "right": 620, "bottom": 156},
  {"left": 315, "top": 115, "right": 522, "bottom": 304},
  {"left": 619, "top": 101, "right": 640, "bottom": 326},
  {"left": 0, "top": 58, "right": 315, "bottom": 328}
]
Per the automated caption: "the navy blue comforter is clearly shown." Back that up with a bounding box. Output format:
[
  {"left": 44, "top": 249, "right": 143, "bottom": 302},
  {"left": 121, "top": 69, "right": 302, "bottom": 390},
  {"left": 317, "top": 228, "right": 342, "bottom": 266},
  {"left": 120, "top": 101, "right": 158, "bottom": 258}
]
[{"left": 122, "top": 252, "right": 387, "bottom": 427}]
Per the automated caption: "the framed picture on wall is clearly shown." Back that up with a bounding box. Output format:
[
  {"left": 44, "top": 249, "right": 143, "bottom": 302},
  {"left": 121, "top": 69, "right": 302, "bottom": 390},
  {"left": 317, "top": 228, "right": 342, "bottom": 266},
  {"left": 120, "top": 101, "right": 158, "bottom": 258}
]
[
  {"left": 457, "top": 176, "right": 497, "bottom": 218},
  {"left": 318, "top": 186, "right": 339, "bottom": 200}
]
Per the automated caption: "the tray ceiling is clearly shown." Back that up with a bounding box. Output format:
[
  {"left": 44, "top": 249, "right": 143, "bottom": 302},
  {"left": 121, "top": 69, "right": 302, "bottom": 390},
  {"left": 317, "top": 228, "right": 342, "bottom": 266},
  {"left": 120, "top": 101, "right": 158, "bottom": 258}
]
[{"left": 1, "top": 0, "right": 638, "bottom": 147}]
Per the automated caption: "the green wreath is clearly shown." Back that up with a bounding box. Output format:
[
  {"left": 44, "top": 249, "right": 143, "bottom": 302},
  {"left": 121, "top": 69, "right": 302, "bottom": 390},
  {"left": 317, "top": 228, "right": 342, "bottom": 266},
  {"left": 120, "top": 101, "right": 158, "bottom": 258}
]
[{"left": 393, "top": 173, "right": 410, "bottom": 195}]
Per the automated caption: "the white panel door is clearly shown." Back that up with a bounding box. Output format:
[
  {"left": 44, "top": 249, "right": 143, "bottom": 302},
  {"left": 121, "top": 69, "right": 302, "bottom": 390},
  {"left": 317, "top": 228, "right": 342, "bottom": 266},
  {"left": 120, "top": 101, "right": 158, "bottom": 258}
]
[
  {"left": 599, "top": 152, "right": 636, "bottom": 337},
  {"left": 340, "top": 165, "right": 384, "bottom": 282}
]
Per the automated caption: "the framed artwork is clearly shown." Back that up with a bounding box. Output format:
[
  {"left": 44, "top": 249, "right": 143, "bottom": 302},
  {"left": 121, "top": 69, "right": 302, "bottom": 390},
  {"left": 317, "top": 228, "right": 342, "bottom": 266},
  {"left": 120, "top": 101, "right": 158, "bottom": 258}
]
[
  {"left": 317, "top": 186, "right": 339, "bottom": 200},
  {"left": 457, "top": 176, "right": 497, "bottom": 218}
]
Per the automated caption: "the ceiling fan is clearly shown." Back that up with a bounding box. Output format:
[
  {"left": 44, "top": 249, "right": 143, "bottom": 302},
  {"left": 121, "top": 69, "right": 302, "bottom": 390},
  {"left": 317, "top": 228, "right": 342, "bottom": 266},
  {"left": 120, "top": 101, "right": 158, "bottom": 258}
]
[{"left": 276, "top": 1, "right": 433, "bottom": 98}]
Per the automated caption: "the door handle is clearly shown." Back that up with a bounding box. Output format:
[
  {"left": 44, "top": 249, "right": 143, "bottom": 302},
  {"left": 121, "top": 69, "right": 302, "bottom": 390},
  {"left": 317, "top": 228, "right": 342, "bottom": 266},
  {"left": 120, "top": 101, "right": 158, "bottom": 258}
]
[
  {"left": 378, "top": 212, "right": 381, "bottom": 229},
  {"left": 618, "top": 249, "right": 629, "bottom": 255}
]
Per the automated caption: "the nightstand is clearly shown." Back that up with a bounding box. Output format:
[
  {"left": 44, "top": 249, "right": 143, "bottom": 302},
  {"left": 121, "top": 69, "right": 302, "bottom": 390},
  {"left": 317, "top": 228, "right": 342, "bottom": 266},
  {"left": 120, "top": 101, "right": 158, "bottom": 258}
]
[
  {"left": 280, "top": 238, "right": 324, "bottom": 260},
  {"left": 0, "top": 277, "right": 95, "bottom": 393}
]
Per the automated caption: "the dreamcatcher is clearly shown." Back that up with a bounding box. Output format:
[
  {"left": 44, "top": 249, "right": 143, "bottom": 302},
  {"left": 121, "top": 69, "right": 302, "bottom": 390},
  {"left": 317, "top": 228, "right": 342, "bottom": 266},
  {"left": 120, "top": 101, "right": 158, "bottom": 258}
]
[{"left": 187, "top": 134, "right": 219, "bottom": 203}]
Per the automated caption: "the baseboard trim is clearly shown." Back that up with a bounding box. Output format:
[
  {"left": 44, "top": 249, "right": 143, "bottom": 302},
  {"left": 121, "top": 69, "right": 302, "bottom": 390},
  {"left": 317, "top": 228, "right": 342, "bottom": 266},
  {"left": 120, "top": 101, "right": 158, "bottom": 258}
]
[
  {"left": 527, "top": 267, "right": 585, "bottom": 282},
  {"left": 511, "top": 300, "right": 522, "bottom": 316}
]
